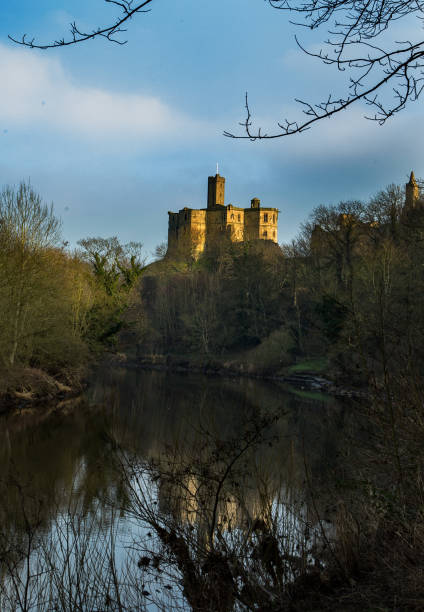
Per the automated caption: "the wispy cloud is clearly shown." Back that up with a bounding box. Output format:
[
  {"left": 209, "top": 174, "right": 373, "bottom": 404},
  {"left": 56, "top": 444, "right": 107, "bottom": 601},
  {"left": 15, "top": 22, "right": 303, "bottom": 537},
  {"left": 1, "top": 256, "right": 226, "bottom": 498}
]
[{"left": 0, "top": 44, "right": 209, "bottom": 142}]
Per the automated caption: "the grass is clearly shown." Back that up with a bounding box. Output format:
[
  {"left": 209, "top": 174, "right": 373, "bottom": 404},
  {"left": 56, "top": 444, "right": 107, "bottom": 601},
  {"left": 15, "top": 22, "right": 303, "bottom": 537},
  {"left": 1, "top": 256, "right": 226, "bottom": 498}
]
[{"left": 287, "top": 357, "right": 328, "bottom": 374}]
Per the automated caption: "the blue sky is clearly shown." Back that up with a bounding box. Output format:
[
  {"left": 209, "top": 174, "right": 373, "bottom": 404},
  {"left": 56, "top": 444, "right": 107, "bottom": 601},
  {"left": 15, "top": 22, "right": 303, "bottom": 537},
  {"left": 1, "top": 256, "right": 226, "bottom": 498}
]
[{"left": 0, "top": 1, "right": 423, "bottom": 257}]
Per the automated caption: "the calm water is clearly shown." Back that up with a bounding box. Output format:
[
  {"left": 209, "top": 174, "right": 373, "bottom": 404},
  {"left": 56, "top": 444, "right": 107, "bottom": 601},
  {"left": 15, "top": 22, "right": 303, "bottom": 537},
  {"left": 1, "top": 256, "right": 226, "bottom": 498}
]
[{"left": 0, "top": 368, "right": 356, "bottom": 611}]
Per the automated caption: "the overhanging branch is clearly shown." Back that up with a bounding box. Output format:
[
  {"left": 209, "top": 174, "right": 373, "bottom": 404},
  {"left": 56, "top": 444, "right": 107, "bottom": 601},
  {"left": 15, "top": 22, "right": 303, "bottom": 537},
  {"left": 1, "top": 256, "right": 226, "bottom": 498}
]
[{"left": 8, "top": 0, "right": 156, "bottom": 49}]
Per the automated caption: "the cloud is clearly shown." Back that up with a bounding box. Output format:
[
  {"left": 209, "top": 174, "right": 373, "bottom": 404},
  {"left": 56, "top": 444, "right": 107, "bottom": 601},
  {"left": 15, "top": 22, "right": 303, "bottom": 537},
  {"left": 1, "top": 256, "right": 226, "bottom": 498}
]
[
  {"left": 0, "top": 44, "right": 209, "bottom": 142},
  {"left": 245, "top": 92, "right": 424, "bottom": 171}
]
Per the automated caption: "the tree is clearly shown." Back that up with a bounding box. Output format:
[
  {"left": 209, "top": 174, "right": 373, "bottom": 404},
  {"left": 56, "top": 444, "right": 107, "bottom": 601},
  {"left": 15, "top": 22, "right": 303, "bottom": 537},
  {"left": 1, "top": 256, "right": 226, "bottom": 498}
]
[
  {"left": 0, "top": 182, "right": 61, "bottom": 366},
  {"left": 0, "top": 182, "right": 93, "bottom": 370},
  {"left": 77, "top": 236, "right": 146, "bottom": 347},
  {"left": 77, "top": 236, "right": 145, "bottom": 295},
  {"left": 305, "top": 200, "right": 366, "bottom": 294},
  {"left": 365, "top": 184, "right": 404, "bottom": 242},
  {"left": 9, "top": 0, "right": 424, "bottom": 139}
]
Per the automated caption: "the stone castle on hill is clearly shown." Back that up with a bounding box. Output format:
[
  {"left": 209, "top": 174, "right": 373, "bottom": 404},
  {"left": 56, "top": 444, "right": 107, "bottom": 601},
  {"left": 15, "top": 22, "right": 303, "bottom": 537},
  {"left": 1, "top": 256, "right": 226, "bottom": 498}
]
[{"left": 167, "top": 174, "right": 279, "bottom": 258}]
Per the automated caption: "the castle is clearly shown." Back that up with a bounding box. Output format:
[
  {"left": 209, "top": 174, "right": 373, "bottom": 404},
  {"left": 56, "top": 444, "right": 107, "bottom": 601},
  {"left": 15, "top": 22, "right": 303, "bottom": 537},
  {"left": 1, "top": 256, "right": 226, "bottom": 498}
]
[{"left": 167, "top": 174, "right": 279, "bottom": 258}]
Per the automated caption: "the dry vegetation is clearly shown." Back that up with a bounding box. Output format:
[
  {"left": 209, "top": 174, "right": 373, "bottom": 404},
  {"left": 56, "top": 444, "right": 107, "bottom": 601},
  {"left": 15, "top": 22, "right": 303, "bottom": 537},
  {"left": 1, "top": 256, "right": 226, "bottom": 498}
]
[{"left": 0, "top": 181, "right": 145, "bottom": 409}]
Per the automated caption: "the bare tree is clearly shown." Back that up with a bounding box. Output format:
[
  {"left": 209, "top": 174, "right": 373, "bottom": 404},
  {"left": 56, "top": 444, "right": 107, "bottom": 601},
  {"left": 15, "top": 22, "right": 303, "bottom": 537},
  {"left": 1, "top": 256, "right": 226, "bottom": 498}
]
[{"left": 0, "top": 182, "right": 61, "bottom": 366}]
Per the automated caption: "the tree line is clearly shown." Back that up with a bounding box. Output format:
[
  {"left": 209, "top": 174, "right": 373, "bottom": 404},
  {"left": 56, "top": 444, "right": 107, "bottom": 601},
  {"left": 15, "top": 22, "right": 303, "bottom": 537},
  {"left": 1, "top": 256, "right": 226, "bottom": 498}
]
[
  {"left": 0, "top": 181, "right": 145, "bottom": 390},
  {"left": 135, "top": 180, "right": 424, "bottom": 394},
  {"left": 3, "top": 176, "right": 424, "bottom": 402}
]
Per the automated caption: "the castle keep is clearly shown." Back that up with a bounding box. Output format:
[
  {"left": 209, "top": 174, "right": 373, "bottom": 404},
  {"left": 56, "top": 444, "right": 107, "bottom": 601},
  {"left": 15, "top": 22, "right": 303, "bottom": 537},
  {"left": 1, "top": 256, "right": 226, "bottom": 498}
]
[{"left": 167, "top": 174, "right": 279, "bottom": 258}]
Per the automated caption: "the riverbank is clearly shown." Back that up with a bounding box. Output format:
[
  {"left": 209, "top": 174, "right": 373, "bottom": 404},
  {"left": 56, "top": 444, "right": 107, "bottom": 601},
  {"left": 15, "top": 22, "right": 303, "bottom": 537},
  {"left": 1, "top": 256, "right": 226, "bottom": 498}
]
[
  {"left": 126, "top": 352, "right": 369, "bottom": 400},
  {"left": 0, "top": 347, "right": 366, "bottom": 418},
  {"left": 0, "top": 365, "right": 87, "bottom": 416}
]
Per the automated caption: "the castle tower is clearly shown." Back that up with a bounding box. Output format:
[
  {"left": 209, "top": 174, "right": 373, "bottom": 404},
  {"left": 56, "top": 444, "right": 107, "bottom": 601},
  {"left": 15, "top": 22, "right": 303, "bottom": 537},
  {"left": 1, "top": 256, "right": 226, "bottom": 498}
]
[
  {"left": 207, "top": 174, "right": 225, "bottom": 208},
  {"left": 167, "top": 173, "right": 279, "bottom": 259},
  {"left": 405, "top": 171, "right": 419, "bottom": 209},
  {"left": 244, "top": 197, "right": 278, "bottom": 242}
]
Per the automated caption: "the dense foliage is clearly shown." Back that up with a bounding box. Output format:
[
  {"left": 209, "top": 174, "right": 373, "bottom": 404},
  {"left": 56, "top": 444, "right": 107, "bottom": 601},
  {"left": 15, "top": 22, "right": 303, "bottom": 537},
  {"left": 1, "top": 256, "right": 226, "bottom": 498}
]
[
  {"left": 138, "top": 240, "right": 289, "bottom": 358},
  {"left": 136, "top": 182, "right": 424, "bottom": 391},
  {"left": 0, "top": 182, "right": 145, "bottom": 388},
  {"left": 4, "top": 176, "right": 423, "bottom": 398}
]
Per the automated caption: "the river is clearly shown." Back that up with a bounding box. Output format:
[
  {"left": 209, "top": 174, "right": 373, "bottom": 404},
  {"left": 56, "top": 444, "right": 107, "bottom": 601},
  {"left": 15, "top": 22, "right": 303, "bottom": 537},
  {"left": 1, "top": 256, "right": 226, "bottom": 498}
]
[{"left": 0, "top": 367, "right": 357, "bottom": 611}]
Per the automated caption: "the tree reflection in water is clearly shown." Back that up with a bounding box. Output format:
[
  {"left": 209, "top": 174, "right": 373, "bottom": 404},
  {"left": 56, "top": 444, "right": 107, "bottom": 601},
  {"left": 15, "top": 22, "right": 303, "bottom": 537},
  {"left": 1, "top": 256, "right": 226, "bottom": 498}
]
[{"left": 0, "top": 368, "right": 348, "bottom": 611}]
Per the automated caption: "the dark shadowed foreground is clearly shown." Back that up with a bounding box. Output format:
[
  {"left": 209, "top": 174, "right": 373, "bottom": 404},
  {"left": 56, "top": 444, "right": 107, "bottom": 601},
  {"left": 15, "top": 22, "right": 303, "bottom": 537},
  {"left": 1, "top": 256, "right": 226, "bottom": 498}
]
[{"left": 0, "top": 368, "right": 422, "bottom": 610}]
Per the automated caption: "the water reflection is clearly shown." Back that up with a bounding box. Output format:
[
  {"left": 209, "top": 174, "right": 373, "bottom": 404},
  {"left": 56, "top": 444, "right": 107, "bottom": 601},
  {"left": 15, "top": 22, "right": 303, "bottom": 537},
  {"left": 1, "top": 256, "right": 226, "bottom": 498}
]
[{"left": 0, "top": 367, "right": 355, "bottom": 611}]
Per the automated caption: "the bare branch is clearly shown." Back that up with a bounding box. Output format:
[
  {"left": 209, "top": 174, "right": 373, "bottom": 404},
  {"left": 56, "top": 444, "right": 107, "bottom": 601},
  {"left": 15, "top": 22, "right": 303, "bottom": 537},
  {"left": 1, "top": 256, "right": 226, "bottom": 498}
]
[
  {"left": 8, "top": 0, "right": 155, "bottom": 49},
  {"left": 225, "top": 0, "right": 424, "bottom": 139},
  {"left": 9, "top": 0, "right": 424, "bottom": 139}
]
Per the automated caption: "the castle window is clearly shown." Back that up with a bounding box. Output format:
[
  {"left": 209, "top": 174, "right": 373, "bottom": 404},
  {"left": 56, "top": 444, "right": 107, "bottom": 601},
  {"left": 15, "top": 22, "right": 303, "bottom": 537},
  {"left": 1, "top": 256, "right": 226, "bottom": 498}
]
[
  {"left": 263, "top": 213, "right": 268, "bottom": 223},
  {"left": 273, "top": 231, "right": 276, "bottom": 238},
  {"left": 273, "top": 214, "right": 275, "bottom": 223},
  {"left": 263, "top": 230, "right": 268, "bottom": 238},
  {"left": 231, "top": 214, "right": 234, "bottom": 220},
  {"left": 238, "top": 214, "right": 241, "bottom": 222},
  {"left": 185, "top": 213, "right": 187, "bottom": 221}
]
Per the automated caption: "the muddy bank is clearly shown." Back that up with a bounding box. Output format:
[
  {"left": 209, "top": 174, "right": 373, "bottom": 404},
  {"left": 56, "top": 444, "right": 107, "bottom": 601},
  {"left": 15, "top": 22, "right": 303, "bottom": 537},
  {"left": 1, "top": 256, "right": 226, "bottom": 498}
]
[{"left": 0, "top": 366, "right": 87, "bottom": 416}]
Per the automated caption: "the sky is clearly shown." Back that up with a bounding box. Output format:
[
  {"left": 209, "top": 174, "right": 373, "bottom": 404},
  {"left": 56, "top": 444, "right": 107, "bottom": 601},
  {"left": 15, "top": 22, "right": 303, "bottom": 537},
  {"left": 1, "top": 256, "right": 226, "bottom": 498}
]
[{"left": 0, "top": 1, "right": 423, "bottom": 257}]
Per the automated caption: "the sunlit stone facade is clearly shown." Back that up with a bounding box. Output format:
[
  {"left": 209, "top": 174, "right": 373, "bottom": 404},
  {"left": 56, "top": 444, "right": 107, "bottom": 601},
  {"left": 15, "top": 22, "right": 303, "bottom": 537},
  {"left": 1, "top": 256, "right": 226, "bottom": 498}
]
[{"left": 167, "top": 174, "right": 279, "bottom": 258}]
